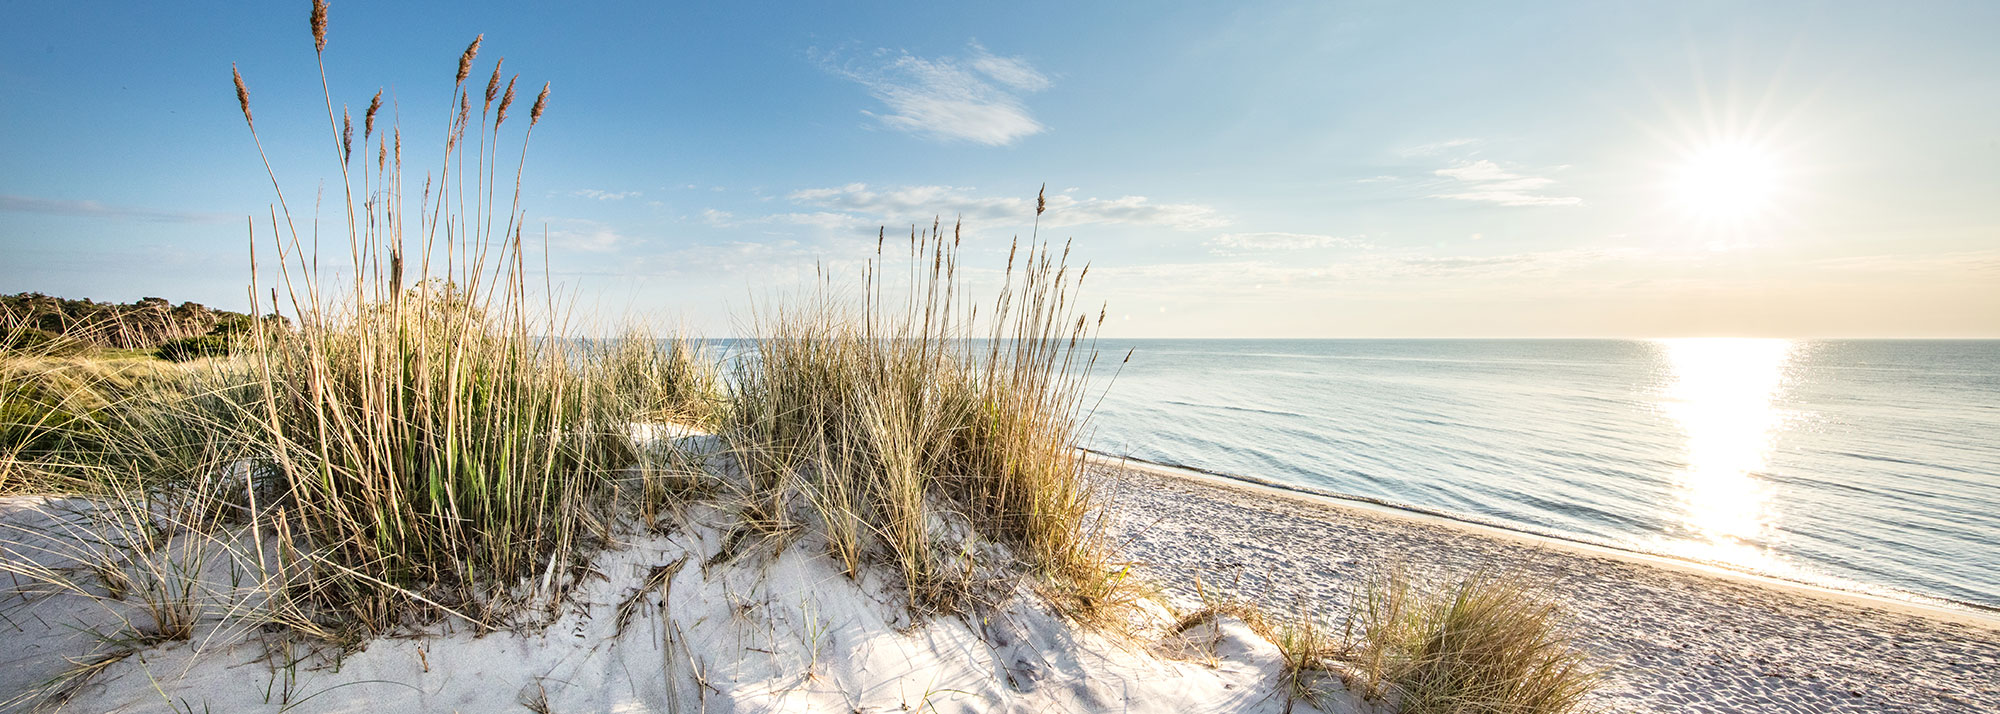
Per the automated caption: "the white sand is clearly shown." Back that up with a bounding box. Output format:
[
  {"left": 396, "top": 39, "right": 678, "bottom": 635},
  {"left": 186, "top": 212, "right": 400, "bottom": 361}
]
[
  {"left": 11, "top": 440, "right": 1993, "bottom": 714},
  {"left": 1096, "top": 456, "right": 2000, "bottom": 714},
  {"left": 0, "top": 474, "right": 1378, "bottom": 713}
]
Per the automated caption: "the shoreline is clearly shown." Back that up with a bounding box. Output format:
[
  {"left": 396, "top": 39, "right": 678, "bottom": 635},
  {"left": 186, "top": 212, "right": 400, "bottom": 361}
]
[
  {"left": 1083, "top": 449, "right": 2000, "bottom": 631},
  {"left": 1095, "top": 454, "right": 2000, "bottom": 713}
]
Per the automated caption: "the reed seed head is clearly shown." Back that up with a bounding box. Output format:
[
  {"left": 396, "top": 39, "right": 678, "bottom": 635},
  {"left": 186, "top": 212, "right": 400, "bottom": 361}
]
[
  {"left": 365, "top": 89, "right": 381, "bottom": 138},
  {"left": 484, "top": 59, "right": 504, "bottom": 113},
  {"left": 457, "top": 34, "right": 483, "bottom": 85},
  {"left": 529, "top": 82, "right": 549, "bottom": 126},
  {"left": 310, "top": 0, "right": 328, "bottom": 53},
  {"left": 231, "top": 64, "right": 253, "bottom": 129},
  {"left": 378, "top": 142, "right": 386, "bottom": 171},
  {"left": 496, "top": 75, "right": 517, "bottom": 128},
  {"left": 342, "top": 106, "right": 353, "bottom": 163},
  {"left": 1036, "top": 183, "right": 1046, "bottom": 216}
]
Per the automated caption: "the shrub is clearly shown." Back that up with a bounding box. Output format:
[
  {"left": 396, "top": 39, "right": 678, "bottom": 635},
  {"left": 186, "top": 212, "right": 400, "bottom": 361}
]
[{"left": 155, "top": 335, "right": 231, "bottom": 362}]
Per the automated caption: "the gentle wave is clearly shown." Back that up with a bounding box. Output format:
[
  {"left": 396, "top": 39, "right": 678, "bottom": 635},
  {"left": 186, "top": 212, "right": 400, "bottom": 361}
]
[{"left": 1081, "top": 339, "right": 2000, "bottom": 611}]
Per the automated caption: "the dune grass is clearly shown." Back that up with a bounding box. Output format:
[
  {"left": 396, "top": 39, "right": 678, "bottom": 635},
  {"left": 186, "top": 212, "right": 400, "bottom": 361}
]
[
  {"left": 213, "top": 5, "right": 674, "bottom": 631},
  {"left": 0, "top": 324, "right": 195, "bottom": 494},
  {"left": 725, "top": 218, "right": 1127, "bottom": 617},
  {"left": 1340, "top": 568, "right": 1601, "bottom": 714}
]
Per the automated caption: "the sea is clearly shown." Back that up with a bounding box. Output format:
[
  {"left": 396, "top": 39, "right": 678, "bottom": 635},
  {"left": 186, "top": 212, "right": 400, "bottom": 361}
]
[{"left": 1076, "top": 339, "right": 2000, "bottom": 611}]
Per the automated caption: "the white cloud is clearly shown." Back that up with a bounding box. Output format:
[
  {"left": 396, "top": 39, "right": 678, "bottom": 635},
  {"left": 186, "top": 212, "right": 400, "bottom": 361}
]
[
  {"left": 787, "top": 184, "right": 1227, "bottom": 230},
  {"left": 968, "top": 43, "right": 1051, "bottom": 92},
  {"left": 1209, "top": 232, "right": 1369, "bottom": 253},
  {"left": 764, "top": 212, "right": 878, "bottom": 234},
  {"left": 1431, "top": 160, "right": 1581, "bottom": 207},
  {"left": 699, "top": 209, "right": 735, "bottom": 227},
  {"left": 545, "top": 218, "right": 631, "bottom": 252},
  {"left": 1401, "top": 138, "right": 1479, "bottom": 156},
  {"left": 0, "top": 194, "right": 230, "bottom": 223},
  {"left": 822, "top": 44, "right": 1049, "bottom": 146},
  {"left": 789, "top": 184, "right": 1020, "bottom": 221},
  {"left": 570, "top": 189, "right": 641, "bottom": 201},
  {"left": 1046, "top": 194, "right": 1227, "bottom": 230}
]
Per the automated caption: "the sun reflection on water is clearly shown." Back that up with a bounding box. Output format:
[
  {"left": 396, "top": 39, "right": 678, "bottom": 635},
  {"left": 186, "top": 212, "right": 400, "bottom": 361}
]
[{"left": 1654, "top": 338, "right": 1796, "bottom": 570}]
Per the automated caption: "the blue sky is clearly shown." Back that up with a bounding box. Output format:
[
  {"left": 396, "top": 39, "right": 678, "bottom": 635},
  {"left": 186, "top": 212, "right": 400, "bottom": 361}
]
[{"left": 3, "top": 1, "right": 1995, "bottom": 337}]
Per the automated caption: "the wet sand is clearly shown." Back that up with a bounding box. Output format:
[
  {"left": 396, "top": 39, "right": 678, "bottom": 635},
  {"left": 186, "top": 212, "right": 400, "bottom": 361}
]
[{"left": 1096, "top": 458, "right": 2000, "bottom": 714}]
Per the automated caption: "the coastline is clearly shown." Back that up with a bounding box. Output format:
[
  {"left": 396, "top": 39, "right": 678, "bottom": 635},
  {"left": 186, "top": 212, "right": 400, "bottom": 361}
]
[
  {"left": 1085, "top": 450, "right": 2000, "bottom": 630},
  {"left": 1093, "top": 454, "right": 2000, "bottom": 713}
]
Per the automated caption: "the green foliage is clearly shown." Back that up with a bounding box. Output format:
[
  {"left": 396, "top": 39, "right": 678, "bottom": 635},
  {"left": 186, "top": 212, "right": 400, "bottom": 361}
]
[
  {"left": 2, "top": 327, "right": 75, "bottom": 355},
  {"left": 0, "top": 292, "right": 281, "bottom": 351},
  {"left": 0, "top": 354, "right": 188, "bottom": 492},
  {"left": 156, "top": 335, "right": 232, "bottom": 362}
]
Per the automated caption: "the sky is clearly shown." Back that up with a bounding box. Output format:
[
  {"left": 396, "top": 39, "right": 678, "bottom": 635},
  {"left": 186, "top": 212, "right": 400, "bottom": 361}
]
[{"left": 1, "top": 0, "right": 1995, "bottom": 338}]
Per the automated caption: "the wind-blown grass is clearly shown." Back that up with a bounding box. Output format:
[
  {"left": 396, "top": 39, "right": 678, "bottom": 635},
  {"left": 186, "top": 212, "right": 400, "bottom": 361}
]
[{"left": 727, "top": 217, "right": 1126, "bottom": 617}]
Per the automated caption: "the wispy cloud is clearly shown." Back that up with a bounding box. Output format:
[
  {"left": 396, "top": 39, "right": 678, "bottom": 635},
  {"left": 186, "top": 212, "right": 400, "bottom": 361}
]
[
  {"left": 967, "top": 43, "right": 1051, "bottom": 92},
  {"left": 1400, "top": 138, "right": 1479, "bottom": 156},
  {"left": 820, "top": 43, "right": 1050, "bottom": 146},
  {"left": 544, "top": 218, "right": 632, "bottom": 252},
  {"left": 1430, "top": 160, "right": 1581, "bottom": 207},
  {"left": 787, "top": 184, "right": 1226, "bottom": 230},
  {"left": 1806, "top": 250, "right": 2000, "bottom": 277},
  {"left": 569, "top": 189, "right": 641, "bottom": 201},
  {"left": 699, "top": 209, "right": 735, "bottom": 227},
  {"left": 764, "top": 212, "right": 878, "bottom": 234},
  {"left": 1208, "top": 232, "right": 1370, "bottom": 254},
  {"left": 1, "top": 194, "right": 231, "bottom": 223}
]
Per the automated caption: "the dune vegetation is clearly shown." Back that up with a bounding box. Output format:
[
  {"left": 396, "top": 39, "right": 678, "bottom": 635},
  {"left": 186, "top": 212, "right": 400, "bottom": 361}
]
[{"left": 0, "top": 3, "right": 1600, "bottom": 712}]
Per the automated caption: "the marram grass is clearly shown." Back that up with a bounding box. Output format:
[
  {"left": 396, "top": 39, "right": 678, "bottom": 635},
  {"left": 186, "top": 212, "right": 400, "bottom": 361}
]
[{"left": 725, "top": 218, "right": 1127, "bottom": 618}]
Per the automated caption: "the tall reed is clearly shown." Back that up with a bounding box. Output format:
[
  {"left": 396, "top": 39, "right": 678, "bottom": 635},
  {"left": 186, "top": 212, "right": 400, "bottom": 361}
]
[{"left": 222, "top": 1, "right": 643, "bottom": 630}]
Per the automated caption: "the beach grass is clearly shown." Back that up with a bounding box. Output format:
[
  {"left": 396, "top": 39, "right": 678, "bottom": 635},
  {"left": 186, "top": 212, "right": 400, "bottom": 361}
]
[
  {"left": 1344, "top": 568, "right": 1600, "bottom": 714},
  {"left": 724, "top": 217, "right": 1126, "bottom": 618}
]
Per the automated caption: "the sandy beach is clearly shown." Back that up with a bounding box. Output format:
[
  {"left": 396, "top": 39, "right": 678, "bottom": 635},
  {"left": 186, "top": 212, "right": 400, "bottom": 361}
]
[{"left": 1096, "top": 457, "right": 2000, "bottom": 713}]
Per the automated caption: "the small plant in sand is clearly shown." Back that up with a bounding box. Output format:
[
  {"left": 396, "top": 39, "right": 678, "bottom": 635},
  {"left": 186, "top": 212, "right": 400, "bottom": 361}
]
[{"left": 1342, "top": 568, "right": 1601, "bottom": 714}]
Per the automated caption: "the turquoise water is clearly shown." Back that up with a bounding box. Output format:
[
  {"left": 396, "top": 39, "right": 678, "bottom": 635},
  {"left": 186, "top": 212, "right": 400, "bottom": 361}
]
[{"left": 1079, "top": 339, "right": 2000, "bottom": 610}]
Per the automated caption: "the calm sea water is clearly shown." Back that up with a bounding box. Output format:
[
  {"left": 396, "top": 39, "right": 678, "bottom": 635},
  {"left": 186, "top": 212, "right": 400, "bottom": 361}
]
[{"left": 1079, "top": 339, "right": 2000, "bottom": 610}]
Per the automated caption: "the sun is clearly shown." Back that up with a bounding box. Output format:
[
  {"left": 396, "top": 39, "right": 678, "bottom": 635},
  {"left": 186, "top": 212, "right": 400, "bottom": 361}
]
[{"left": 1671, "top": 140, "right": 1782, "bottom": 221}]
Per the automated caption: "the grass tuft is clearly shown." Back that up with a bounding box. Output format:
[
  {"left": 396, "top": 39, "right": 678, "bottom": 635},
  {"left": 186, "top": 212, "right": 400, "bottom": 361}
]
[
  {"left": 1343, "top": 568, "right": 1600, "bottom": 714},
  {"left": 726, "top": 219, "right": 1123, "bottom": 618}
]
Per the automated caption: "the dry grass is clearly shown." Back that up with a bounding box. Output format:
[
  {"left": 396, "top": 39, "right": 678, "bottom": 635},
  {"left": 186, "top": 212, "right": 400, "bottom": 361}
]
[
  {"left": 0, "top": 334, "right": 193, "bottom": 494},
  {"left": 725, "top": 219, "right": 1126, "bottom": 619},
  {"left": 1343, "top": 568, "right": 1600, "bottom": 714},
  {"left": 1170, "top": 583, "right": 1344, "bottom": 707},
  {"left": 191, "top": 3, "right": 666, "bottom": 633}
]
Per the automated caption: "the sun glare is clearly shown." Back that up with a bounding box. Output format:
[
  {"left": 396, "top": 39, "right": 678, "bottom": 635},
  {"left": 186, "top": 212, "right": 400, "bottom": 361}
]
[
  {"left": 1672, "top": 141, "right": 1781, "bottom": 221},
  {"left": 1654, "top": 338, "right": 1796, "bottom": 571}
]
